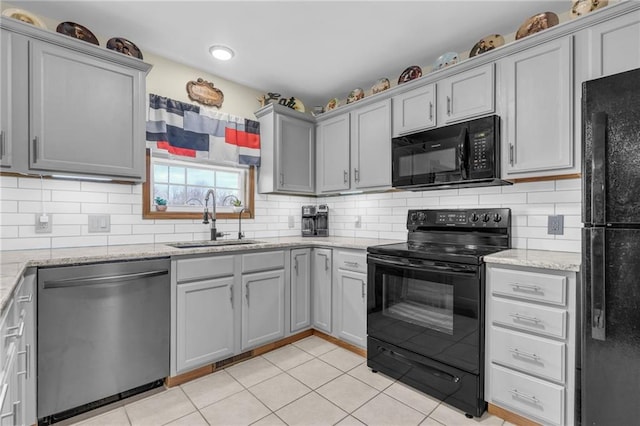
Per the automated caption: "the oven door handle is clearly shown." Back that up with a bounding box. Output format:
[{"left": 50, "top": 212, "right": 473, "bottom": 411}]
[
  {"left": 369, "top": 255, "right": 477, "bottom": 276},
  {"left": 377, "top": 346, "right": 460, "bottom": 383}
]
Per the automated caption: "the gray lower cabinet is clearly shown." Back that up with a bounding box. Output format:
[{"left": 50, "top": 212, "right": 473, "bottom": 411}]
[
  {"left": 290, "top": 248, "right": 311, "bottom": 333},
  {"left": 174, "top": 255, "right": 236, "bottom": 374},
  {"left": 333, "top": 250, "right": 367, "bottom": 348},
  {"left": 312, "top": 248, "right": 332, "bottom": 333},
  {"left": 0, "top": 17, "right": 151, "bottom": 181},
  {"left": 241, "top": 251, "right": 286, "bottom": 351},
  {"left": 0, "top": 268, "right": 36, "bottom": 426}
]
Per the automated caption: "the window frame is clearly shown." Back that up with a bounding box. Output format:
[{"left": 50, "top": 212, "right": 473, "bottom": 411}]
[{"left": 142, "top": 149, "right": 255, "bottom": 220}]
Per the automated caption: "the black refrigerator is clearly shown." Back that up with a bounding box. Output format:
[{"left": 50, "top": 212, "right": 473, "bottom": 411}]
[{"left": 582, "top": 67, "right": 640, "bottom": 425}]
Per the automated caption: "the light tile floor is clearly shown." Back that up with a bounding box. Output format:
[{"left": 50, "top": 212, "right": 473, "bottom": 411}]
[{"left": 70, "top": 336, "right": 510, "bottom": 426}]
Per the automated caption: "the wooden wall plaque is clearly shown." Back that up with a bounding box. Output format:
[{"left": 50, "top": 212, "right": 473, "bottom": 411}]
[{"left": 186, "top": 78, "right": 224, "bottom": 107}]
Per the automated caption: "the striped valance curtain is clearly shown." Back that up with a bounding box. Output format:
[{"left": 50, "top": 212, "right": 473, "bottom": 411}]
[{"left": 145, "top": 94, "right": 260, "bottom": 166}]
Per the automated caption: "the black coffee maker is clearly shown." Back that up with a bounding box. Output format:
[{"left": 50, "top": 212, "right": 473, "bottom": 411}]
[{"left": 301, "top": 205, "right": 329, "bottom": 237}]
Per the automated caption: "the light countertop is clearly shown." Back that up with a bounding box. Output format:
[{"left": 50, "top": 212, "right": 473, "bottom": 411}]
[
  {"left": 484, "top": 248, "right": 582, "bottom": 272},
  {"left": 0, "top": 236, "right": 400, "bottom": 312}
]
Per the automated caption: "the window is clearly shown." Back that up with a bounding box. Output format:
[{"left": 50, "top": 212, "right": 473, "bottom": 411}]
[{"left": 142, "top": 150, "right": 255, "bottom": 219}]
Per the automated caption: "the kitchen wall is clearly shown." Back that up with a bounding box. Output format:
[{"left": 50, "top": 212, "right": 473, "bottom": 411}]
[{"left": 0, "top": 174, "right": 581, "bottom": 252}]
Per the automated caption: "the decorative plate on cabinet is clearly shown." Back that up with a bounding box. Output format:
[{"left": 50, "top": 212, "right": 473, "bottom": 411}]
[
  {"left": 325, "top": 98, "right": 340, "bottom": 111},
  {"left": 515, "top": 12, "right": 559, "bottom": 40},
  {"left": 346, "top": 88, "right": 365, "bottom": 104},
  {"left": 433, "top": 52, "right": 459, "bottom": 70},
  {"left": 570, "top": 0, "right": 608, "bottom": 19},
  {"left": 398, "top": 66, "right": 422, "bottom": 84},
  {"left": 371, "top": 78, "right": 390, "bottom": 94},
  {"left": 56, "top": 21, "right": 100, "bottom": 45},
  {"left": 469, "top": 34, "right": 505, "bottom": 57},
  {"left": 106, "top": 37, "right": 143, "bottom": 59},
  {"left": 2, "top": 8, "right": 47, "bottom": 29}
]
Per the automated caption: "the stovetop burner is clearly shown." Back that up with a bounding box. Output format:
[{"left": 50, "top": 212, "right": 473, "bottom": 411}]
[{"left": 367, "top": 208, "right": 511, "bottom": 264}]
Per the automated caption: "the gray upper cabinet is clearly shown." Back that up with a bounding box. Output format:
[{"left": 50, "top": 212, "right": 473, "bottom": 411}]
[
  {"left": 312, "top": 248, "right": 332, "bottom": 333},
  {"left": 255, "top": 103, "right": 315, "bottom": 195},
  {"left": 0, "top": 29, "right": 15, "bottom": 169},
  {"left": 316, "top": 113, "right": 350, "bottom": 193},
  {"left": 392, "top": 83, "right": 436, "bottom": 137},
  {"left": 501, "top": 37, "right": 574, "bottom": 179},
  {"left": 438, "top": 63, "right": 495, "bottom": 125},
  {"left": 0, "top": 18, "right": 151, "bottom": 181},
  {"left": 350, "top": 99, "right": 392, "bottom": 190},
  {"left": 290, "top": 248, "right": 311, "bottom": 333}
]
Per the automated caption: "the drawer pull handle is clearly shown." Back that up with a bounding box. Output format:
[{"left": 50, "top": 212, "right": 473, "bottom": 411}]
[
  {"left": 509, "top": 313, "right": 541, "bottom": 323},
  {"left": 5, "top": 321, "right": 24, "bottom": 339},
  {"left": 344, "top": 261, "right": 359, "bottom": 267},
  {"left": 510, "top": 389, "right": 541, "bottom": 405},
  {"left": 509, "top": 347, "right": 541, "bottom": 361},
  {"left": 17, "top": 294, "right": 32, "bottom": 304},
  {"left": 509, "top": 283, "right": 541, "bottom": 292}
]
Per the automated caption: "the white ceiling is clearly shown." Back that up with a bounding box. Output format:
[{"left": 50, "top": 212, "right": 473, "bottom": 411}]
[{"left": 10, "top": 0, "right": 571, "bottom": 107}]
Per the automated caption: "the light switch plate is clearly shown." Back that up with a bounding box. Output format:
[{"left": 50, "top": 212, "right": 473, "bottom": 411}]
[
  {"left": 548, "top": 215, "right": 564, "bottom": 235},
  {"left": 88, "top": 214, "right": 111, "bottom": 233},
  {"left": 35, "top": 213, "right": 52, "bottom": 234}
]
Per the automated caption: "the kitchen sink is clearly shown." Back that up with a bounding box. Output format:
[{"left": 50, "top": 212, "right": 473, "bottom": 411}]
[{"left": 168, "top": 239, "right": 263, "bottom": 249}]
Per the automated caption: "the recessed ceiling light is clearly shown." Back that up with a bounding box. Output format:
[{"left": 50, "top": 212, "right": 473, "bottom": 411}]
[{"left": 209, "top": 45, "right": 234, "bottom": 61}]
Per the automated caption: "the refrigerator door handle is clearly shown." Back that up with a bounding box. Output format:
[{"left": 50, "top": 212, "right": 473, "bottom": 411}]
[
  {"left": 592, "top": 112, "right": 607, "bottom": 225},
  {"left": 591, "top": 227, "right": 606, "bottom": 341}
]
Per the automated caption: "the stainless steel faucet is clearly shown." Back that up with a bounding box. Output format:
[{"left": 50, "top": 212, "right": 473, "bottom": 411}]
[
  {"left": 203, "top": 189, "right": 224, "bottom": 240},
  {"left": 238, "top": 208, "right": 252, "bottom": 240}
]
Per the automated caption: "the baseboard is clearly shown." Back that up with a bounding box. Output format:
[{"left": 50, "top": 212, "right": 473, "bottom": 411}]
[
  {"left": 312, "top": 329, "right": 366, "bottom": 357},
  {"left": 488, "top": 403, "right": 541, "bottom": 426}
]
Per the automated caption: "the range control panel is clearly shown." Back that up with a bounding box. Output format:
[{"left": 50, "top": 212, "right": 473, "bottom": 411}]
[{"left": 407, "top": 208, "right": 511, "bottom": 229}]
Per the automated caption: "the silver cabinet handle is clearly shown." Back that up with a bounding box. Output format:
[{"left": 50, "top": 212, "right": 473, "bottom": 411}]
[
  {"left": 279, "top": 173, "right": 284, "bottom": 186},
  {"left": 17, "top": 294, "right": 32, "bottom": 304},
  {"left": 229, "top": 285, "right": 233, "bottom": 305},
  {"left": 509, "top": 312, "right": 541, "bottom": 323},
  {"left": 344, "top": 261, "right": 359, "bottom": 267},
  {"left": 17, "top": 344, "right": 30, "bottom": 379},
  {"left": 318, "top": 253, "right": 329, "bottom": 271},
  {"left": 509, "top": 347, "right": 540, "bottom": 361},
  {"left": 6, "top": 320, "right": 24, "bottom": 339},
  {"left": 343, "top": 170, "right": 348, "bottom": 184},
  {"left": 294, "top": 255, "right": 299, "bottom": 275},
  {"left": 43, "top": 269, "right": 168, "bottom": 289},
  {"left": 509, "top": 282, "right": 540, "bottom": 292},
  {"left": 429, "top": 102, "right": 433, "bottom": 121},
  {"left": 509, "top": 389, "right": 541, "bottom": 405},
  {"left": 361, "top": 281, "right": 365, "bottom": 299},
  {"left": 32, "top": 136, "right": 38, "bottom": 163},
  {"left": 446, "top": 96, "right": 451, "bottom": 116},
  {"left": 509, "top": 143, "right": 515, "bottom": 166},
  {"left": 354, "top": 168, "right": 359, "bottom": 183},
  {"left": 0, "top": 130, "right": 5, "bottom": 159},
  {"left": 245, "top": 283, "right": 250, "bottom": 306}
]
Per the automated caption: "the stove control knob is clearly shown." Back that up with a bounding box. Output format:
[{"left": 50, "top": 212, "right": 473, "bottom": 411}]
[
  {"left": 410, "top": 212, "right": 418, "bottom": 223},
  {"left": 482, "top": 213, "right": 491, "bottom": 222},
  {"left": 417, "top": 212, "right": 426, "bottom": 222},
  {"left": 470, "top": 213, "right": 479, "bottom": 222},
  {"left": 493, "top": 213, "right": 502, "bottom": 223}
]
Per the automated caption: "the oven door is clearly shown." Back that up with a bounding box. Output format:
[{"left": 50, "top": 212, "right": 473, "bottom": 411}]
[
  {"left": 367, "top": 253, "right": 482, "bottom": 374},
  {"left": 392, "top": 125, "right": 469, "bottom": 187}
]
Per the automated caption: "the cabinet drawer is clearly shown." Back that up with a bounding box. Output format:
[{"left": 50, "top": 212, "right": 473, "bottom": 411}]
[
  {"left": 491, "top": 326, "right": 565, "bottom": 383},
  {"left": 491, "top": 364, "right": 565, "bottom": 426},
  {"left": 177, "top": 255, "right": 235, "bottom": 282},
  {"left": 491, "top": 297, "right": 567, "bottom": 339},
  {"left": 491, "top": 267, "right": 566, "bottom": 305},
  {"left": 0, "top": 298, "right": 16, "bottom": 367},
  {"left": 242, "top": 251, "right": 285, "bottom": 273},
  {"left": 335, "top": 251, "right": 366, "bottom": 273}
]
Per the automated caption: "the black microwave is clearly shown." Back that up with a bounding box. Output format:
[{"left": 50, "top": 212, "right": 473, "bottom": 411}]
[{"left": 392, "top": 115, "right": 510, "bottom": 190}]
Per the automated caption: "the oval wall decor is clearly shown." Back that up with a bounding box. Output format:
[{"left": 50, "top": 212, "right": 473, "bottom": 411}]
[{"left": 186, "top": 78, "right": 224, "bottom": 108}]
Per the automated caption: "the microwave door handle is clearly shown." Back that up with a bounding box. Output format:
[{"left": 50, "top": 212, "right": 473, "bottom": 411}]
[{"left": 458, "top": 128, "right": 469, "bottom": 179}]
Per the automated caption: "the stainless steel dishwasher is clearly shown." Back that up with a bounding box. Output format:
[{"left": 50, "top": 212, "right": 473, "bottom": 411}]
[{"left": 37, "top": 258, "right": 170, "bottom": 423}]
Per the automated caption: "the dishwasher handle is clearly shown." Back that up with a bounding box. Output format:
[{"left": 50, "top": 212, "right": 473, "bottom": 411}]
[{"left": 43, "top": 269, "right": 169, "bottom": 289}]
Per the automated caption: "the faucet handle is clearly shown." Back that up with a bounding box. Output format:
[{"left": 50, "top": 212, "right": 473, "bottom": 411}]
[{"left": 238, "top": 232, "right": 245, "bottom": 240}]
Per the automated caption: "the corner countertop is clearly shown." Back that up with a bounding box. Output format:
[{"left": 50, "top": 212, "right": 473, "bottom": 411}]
[
  {"left": 0, "top": 236, "right": 400, "bottom": 313},
  {"left": 484, "top": 249, "right": 582, "bottom": 272}
]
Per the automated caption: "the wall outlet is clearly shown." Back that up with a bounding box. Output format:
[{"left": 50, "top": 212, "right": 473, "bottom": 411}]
[
  {"left": 88, "top": 214, "right": 111, "bottom": 233},
  {"left": 548, "top": 215, "right": 564, "bottom": 235},
  {"left": 35, "top": 213, "right": 52, "bottom": 234}
]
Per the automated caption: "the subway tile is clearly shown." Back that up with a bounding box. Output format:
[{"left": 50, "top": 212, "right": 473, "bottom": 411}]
[
  {"left": 51, "top": 235, "right": 108, "bottom": 248},
  {"left": 0, "top": 227, "right": 19, "bottom": 238},
  {"left": 502, "top": 181, "right": 555, "bottom": 193},
  {"left": 478, "top": 193, "right": 527, "bottom": 205},
  {"left": 0, "top": 176, "right": 18, "bottom": 188},
  {"left": 555, "top": 203, "right": 582, "bottom": 215},
  {"left": 109, "top": 193, "right": 141, "bottom": 204},
  {"left": 556, "top": 227, "right": 582, "bottom": 240},
  {"left": 1, "top": 188, "right": 50, "bottom": 201},
  {"left": 0, "top": 237, "right": 51, "bottom": 250},
  {"left": 379, "top": 231, "right": 405, "bottom": 240},
  {"left": 527, "top": 238, "right": 580, "bottom": 252},
  {"left": 512, "top": 226, "right": 549, "bottom": 239},
  {"left": 154, "top": 233, "right": 193, "bottom": 243},
  {"left": 510, "top": 204, "right": 555, "bottom": 216},
  {"left": 81, "top": 181, "right": 133, "bottom": 193},
  {"left": 19, "top": 201, "right": 81, "bottom": 214},
  {"left": 555, "top": 178, "right": 581, "bottom": 191},
  {"left": 20, "top": 224, "right": 81, "bottom": 238},
  {"left": 511, "top": 237, "right": 528, "bottom": 249},
  {"left": 458, "top": 186, "right": 502, "bottom": 196},
  {"left": 110, "top": 214, "right": 147, "bottom": 225},
  {"left": 82, "top": 203, "right": 132, "bottom": 214},
  {"left": 528, "top": 190, "right": 581, "bottom": 204},
  {"left": 131, "top": 224, "right": 175, "bottom": 234},
  {"left": 440, "top": 195, "right": 479, "bottom": 206},
  {"left": 53, "top": 214, "right": 87, "bottom": 225},
  {"left": 392, "top": 191, "right": 422, "bottom": 198},
  {"left": 19, "top": 177, "right": 81, "bottom": 191},
  {"left": 0, "top": 213, "right": 35, "bottom": 226},
  {"left": 52, "top": 190, "right": 108, "bottom": 203},
  {"left": 0, "top": 201, "right": 17, "bottom": 213},
  {"left": 108, "top": 235, "right": 155, "bottom": 245}
]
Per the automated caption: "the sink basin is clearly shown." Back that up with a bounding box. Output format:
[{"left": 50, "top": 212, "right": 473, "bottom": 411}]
[{"left": 168, "top": 239, "right": 262, "bottom": 249}]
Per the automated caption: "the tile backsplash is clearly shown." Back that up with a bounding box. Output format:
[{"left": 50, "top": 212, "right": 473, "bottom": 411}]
[{"left": 0, "top": 176, "right": 581, "bottom": 252}]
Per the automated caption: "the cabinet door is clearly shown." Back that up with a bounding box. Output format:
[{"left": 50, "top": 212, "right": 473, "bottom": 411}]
[
  {"left": 312, "top": 248, "right": 332, "bottom": 333},
  {"left": 502, "top": 37, "right": 574, "bottom": 177},
  {"left": 587, "top": 10, "right": 640, "bottom": 79},
  {"left": 392, "top": 83, "right": 436, "bottom": 137},
  {"left": 242, "top": 269, "right": 285, "bottom": 350},
  {"left": 440, "top": 63, "right": 494, "bottom": 124},
  {"left": 0, "top": 344, "right": 18, "bottom": 426},
  {"left": 290, "top": 249, "right": 311, "bottom": 332},
  {"left": 351, "top": 99, "right": 391, "bottom": 190},
  {"left": 176, "top": 277, "right": 235, "bottom": 372},
  {"left": 0, "top": 29, "right": 12, "bottom": 168},
  {"left": 29, "top": 41, "right": 145, "bottom": 179},
  {"left": 316, "top": 114, "right": 350, "bottom": 193},
  {"left": 16, "top": 271, "right": 35, "bottom": 426},
  {"left": 277, "top": 114, "right": 315, "bottom": 193},
  {"left": 334, "top": 269, "right": 367, "bottom": 348}
]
